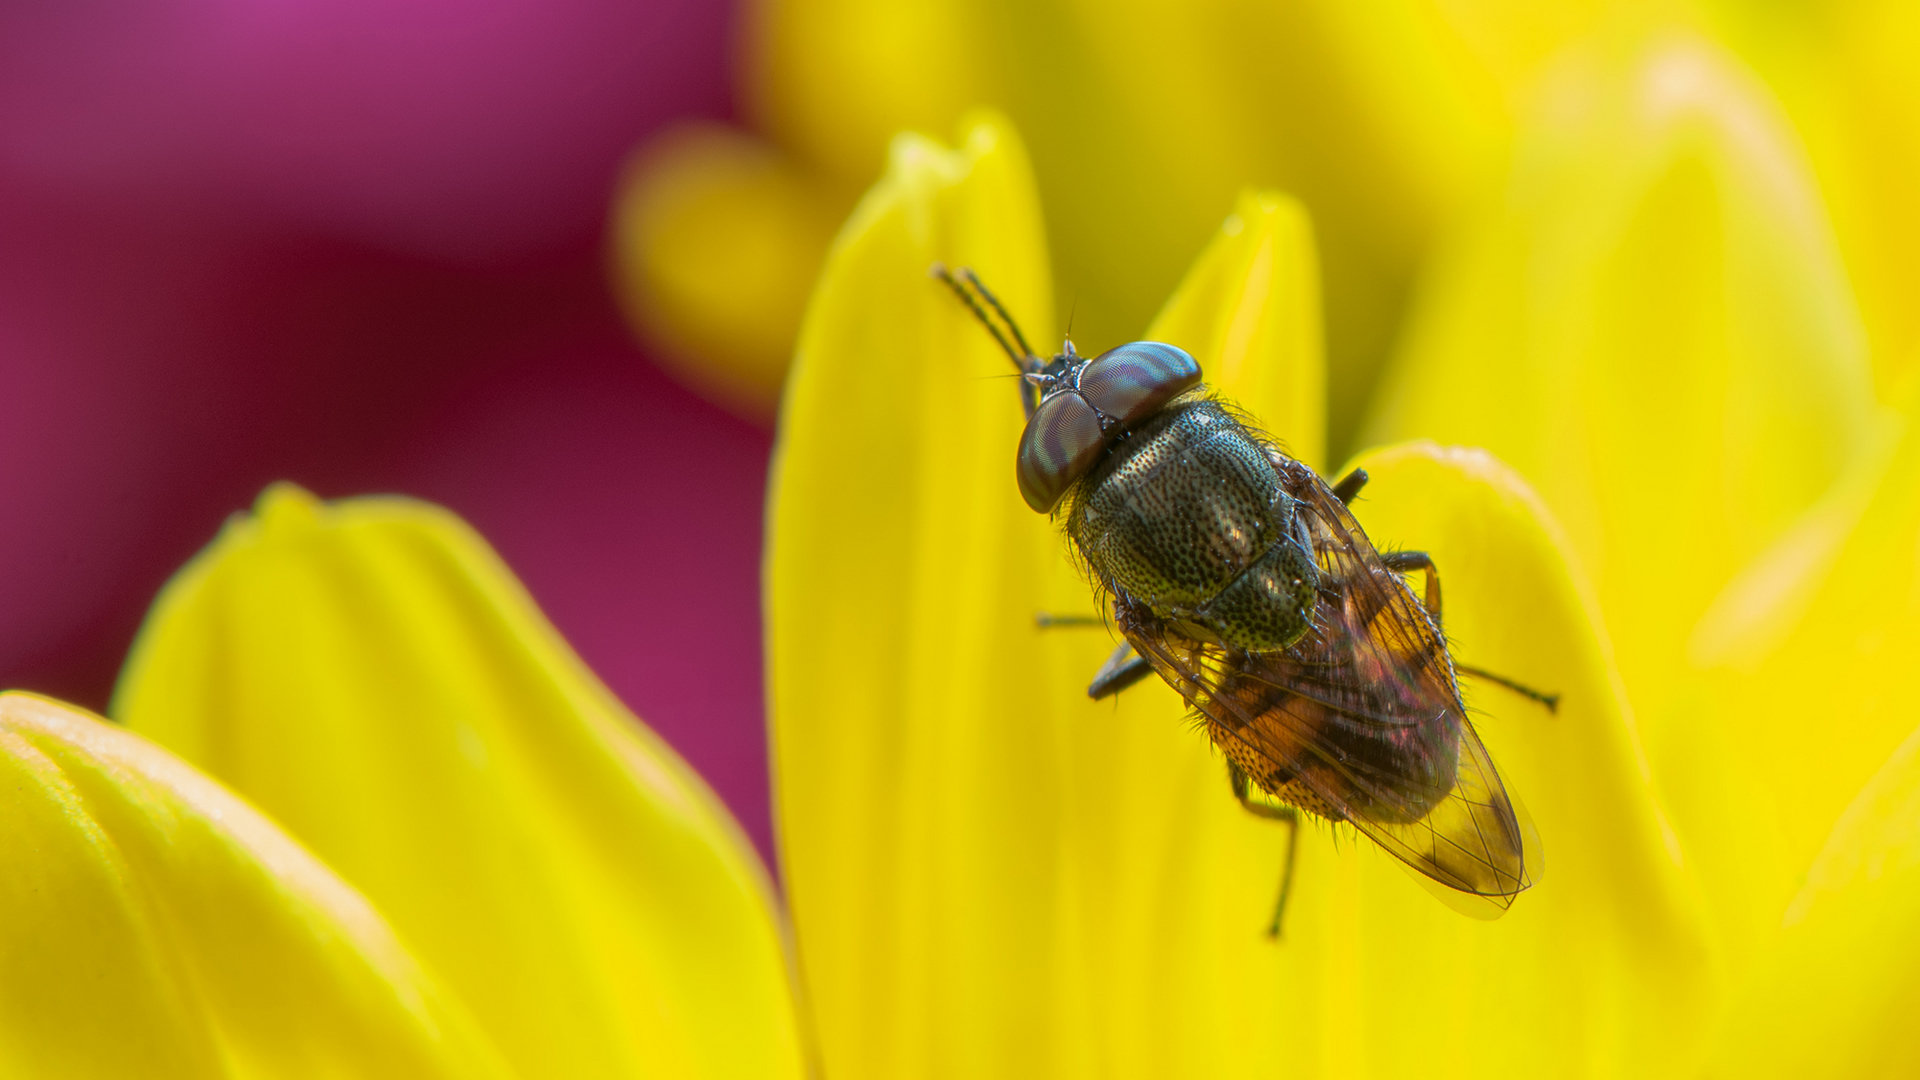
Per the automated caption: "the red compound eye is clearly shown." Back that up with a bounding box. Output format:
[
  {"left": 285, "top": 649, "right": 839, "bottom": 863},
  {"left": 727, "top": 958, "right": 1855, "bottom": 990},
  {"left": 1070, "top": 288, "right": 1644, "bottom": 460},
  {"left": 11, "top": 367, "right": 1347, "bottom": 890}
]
[
  {"left": 1016, "top": 391, "right": 1105, "bottom": 512},
  {"left": 1078, "top": 342, "right": 1200, "bottom": 429}
]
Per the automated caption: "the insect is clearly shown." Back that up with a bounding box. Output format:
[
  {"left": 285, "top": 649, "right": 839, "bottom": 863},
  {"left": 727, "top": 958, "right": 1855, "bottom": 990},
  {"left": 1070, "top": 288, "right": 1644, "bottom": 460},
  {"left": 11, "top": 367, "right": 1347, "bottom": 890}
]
[{"left": 934, "top": 263, "right": 1548, "bottom": 935}]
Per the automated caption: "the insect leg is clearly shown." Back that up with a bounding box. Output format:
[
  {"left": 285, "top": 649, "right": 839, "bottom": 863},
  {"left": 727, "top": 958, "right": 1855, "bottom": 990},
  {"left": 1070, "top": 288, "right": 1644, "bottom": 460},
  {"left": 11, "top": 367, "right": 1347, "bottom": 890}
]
[
  {"left": 1033, "top": 613, "right": 1106, "bottom": 628},
  {"left": 1381, "top": 549, "right": 1443, "bottom": 623},
  {"left": 1456, "top": 665, "right": 1560, "bottom": 713},
  {"left": 1380, "top": 550, "right": 1560, "bottom": 712},
  {"left": 1229, "top": 760, "right": 1300, "bottom": 939},
  {"left": 1031, "top": 614, "right": 1158, "bottom": 698},
  {"left": 1088, "top": 641, "right": 1156, "bottom": 700},
  {"left": 1330, "top": 467, "right": 1369, "bottom": 505}
]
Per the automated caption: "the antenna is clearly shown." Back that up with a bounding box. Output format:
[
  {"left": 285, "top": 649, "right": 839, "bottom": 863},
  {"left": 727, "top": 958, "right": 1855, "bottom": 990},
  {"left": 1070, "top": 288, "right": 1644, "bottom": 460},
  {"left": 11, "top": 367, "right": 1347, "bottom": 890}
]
[
  {"left": 930, "top": 263, "right": 1027, "bottom": 372},
  {"left": 958, "top": 266, "right": 1037, "bottom": 361}
]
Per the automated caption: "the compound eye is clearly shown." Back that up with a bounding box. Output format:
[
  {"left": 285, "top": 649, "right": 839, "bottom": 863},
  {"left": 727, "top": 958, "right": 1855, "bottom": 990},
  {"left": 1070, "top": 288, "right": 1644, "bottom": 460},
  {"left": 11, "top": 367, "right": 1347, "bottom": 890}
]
[
  {"left": 1017, "top": 391, "right": 1106, "bottom": 512},
  {"left": 1079, "top": 341, "right": 1201, "bottom": 428}
]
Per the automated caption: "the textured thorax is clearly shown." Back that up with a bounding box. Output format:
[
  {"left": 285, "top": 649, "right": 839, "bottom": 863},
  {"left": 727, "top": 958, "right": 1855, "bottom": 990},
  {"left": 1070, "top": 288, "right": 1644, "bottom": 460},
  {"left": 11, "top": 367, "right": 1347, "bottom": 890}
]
[{"left": 1066, "top": 400, "right": 1320, "bottom": 651}]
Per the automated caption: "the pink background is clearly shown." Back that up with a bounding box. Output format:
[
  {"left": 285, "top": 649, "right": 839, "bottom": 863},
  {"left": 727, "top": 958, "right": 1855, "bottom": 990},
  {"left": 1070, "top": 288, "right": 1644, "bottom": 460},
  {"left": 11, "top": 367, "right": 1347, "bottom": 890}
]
[{"left": 0, "top": 0, "right": 778, "bottom": 862}]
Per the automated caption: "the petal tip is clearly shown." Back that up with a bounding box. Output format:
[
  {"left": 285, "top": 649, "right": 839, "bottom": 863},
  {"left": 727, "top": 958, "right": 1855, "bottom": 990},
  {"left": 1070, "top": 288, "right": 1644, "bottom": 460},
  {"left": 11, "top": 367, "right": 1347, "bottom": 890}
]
[
  {"left": 0, "top": 690, "right": 86, "bottom": 732},
  {"left": 253, "top": 481, "right": 323, "bottom": 534}
]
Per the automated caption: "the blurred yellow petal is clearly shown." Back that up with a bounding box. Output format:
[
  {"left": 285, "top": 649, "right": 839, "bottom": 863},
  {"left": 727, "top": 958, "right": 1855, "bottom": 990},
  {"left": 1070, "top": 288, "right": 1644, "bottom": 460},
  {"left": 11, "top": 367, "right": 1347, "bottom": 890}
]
[
  {"left": 744, "top": 0, "right": 984, "bottom": 195},
  {"left": 1148, "top": 189, "right": 1326, "bottom": 472},
  {"left": 1437, "top": 1, "right": 1619, "bottom": 111},
  {"left": 113, "top": 484, "right": 806, "bottom": 1080},
  {"left": 611, "top": 122, "right": 842, "bottom": 420},
  {"left": 1675, "top": 386, "right": 1920, "bottom": 958},
  {"left": 1329, "top": 442, "right": 1718, "bottom": 1076},
  {"left": 1367, "top": 34, "right": 1876, "bottom": 753},
  {"left": 0, "top": 692, "right": 512, "bottom": 1079},
  {"left": 1704, "top": 718, "right": 1920, "bottom": 1077},
  {"left": 695, "top": 0, "right": 1534, "bottom": 443},
  {"left": 1706, "top": 0, "right": 1920, "bottom": 386},
  {"left": 771, "top": 112, "right": 1716, "bottom": 1077}
]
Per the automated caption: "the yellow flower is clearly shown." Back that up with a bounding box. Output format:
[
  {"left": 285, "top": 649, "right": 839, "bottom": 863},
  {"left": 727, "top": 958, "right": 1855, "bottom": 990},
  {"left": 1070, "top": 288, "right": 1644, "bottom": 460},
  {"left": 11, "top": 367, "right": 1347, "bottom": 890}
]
[
  {"left": 614, "top": 0, "right": 1608, "bottom": 437},
  {"left": 1703, "top": 0, "right": 1920, "bottom": 387},
  {"left": 1367, "top": 30, "right": 1911, "bottom": 985},
  {"left": 621, "top": 3, "right": 1920, "bottom": 439},
  {"left": 0, "top": 692, "right": 513, "bottom": 1078},
  {"left": 767, "top": 111, "right": 1723, "bottom": 1077},
  {"left": 2, "top": 485, "right": 807, "bottom": 1077},
  {"left": 17, "top": 27, "right": 1920, "bottom": 1069}
]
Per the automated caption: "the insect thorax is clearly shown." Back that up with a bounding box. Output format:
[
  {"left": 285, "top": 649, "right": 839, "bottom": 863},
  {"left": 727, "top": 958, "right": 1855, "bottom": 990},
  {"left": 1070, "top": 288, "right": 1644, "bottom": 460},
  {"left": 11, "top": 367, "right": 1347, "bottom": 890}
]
[{"left": 1065, "top": 399, "right": 1320, "bottom": 652}]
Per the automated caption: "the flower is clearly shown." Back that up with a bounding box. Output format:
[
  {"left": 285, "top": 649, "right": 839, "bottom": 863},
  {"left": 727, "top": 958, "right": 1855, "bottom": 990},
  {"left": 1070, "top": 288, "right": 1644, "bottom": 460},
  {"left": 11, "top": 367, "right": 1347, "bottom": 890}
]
[
  {"left": 1703, "top": 0, "right": 1920, "bottom": 385},
  {"left": 766, "top": 112, "right": 1723, "bottom": 1077},
  {"left": 13, "top": 40, "right": 1920, "bottom": 1073},
  {"left": 1365, "top": 30, "right": 1916, "bottom": 991},
  {"left": 767, "top": 65, "right": 1920, "bottom": 1064},
  {"left": 613, "top": 0, "right": 1555, "bottom": 436},
  {"left": 613, "top": 3, "right": 1920, "bottom": 444},
  {"left": 0, "top": 691, "right": 516, "bottom": 1078},
  {"left": 1, "top": 484, "right": 807, "bottom": 1077}
]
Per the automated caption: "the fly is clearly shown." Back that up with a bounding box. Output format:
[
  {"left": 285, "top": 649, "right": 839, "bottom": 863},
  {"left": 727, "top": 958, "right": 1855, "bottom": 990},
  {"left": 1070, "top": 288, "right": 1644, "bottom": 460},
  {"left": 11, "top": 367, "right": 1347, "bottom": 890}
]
[{"left": 934, "top": 263, "right": 1550, "bottom": 936}]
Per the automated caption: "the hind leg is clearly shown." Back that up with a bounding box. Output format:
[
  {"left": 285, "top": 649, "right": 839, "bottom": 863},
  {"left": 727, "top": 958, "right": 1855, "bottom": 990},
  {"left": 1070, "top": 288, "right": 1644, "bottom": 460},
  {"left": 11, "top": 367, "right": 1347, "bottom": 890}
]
[
  {"left": 1380, "top": 550, "right": 1559, "bottom": 712},
  {"left": 1229, "top": 761, "right": 1300, "bottom": 939}
]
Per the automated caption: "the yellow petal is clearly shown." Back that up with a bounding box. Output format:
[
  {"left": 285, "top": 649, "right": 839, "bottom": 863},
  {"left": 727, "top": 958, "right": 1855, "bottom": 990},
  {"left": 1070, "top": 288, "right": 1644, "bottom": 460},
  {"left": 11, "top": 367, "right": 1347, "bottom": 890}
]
[
  {"left": 1676, "top": 386, "right": 1920, "bottom": 959},
  {"left": 744, "top": 0, "right": 985, "bottom": 196},
  {"left": 1326, "top": 442, "right": 1719, "bottom": 1075},
  {"left": 1147, "top": 190, "right": 1326, "bottom": 472},
  {"left": 610, "top": 122, "right": 842, "bottom": 420},
  {"left": 770, "top": 111, "right": 1717, "bottom": 1076},
  {"left": 1706, "top": 0, "right": 1920, "bottom": 386},
  {"left": 1437, "top": 1, "right": 1619, "bottom": 110},
  {"left": 768, "top": 111, "right": 1068, "bottom": 1077},
  {"left": 738, "top": 0, "right": 1515, "bottom": 440},
  {"left": 1366, "top": 34, "right": 1876, "bottom": 758},
  {"left": 1703, "top": 718, "right": 1920, "bottom": 1076},
  {"left": 113, "top": 484, "right": 806, "bottom": 1080},
  {"left": 0, "top": 692, "right": 513, "bottom": 1079}
]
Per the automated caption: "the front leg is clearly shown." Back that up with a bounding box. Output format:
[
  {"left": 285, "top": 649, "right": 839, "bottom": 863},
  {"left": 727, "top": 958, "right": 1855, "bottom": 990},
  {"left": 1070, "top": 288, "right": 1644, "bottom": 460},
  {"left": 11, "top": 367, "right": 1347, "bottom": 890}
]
[
  {"left": 1330, "top": 467, "right": 1369, "bottom": 505},
  {"left": 1087, "top": 641, "right": 1156, "bottom": 700}
]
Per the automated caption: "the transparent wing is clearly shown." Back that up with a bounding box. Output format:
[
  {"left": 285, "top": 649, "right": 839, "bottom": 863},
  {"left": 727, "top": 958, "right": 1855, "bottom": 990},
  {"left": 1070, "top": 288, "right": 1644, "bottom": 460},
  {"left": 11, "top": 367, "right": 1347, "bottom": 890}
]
[{"left": 1118, "top": 456, "right": 1537, "bottom": 906}]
